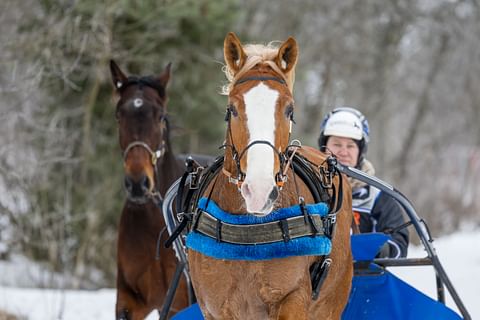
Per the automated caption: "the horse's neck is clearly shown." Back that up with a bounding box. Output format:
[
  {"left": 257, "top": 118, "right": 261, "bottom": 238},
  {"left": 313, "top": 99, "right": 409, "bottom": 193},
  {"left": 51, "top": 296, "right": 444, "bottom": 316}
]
[{"left": 156, "top": 142, "right": 183, "bottom": 197}]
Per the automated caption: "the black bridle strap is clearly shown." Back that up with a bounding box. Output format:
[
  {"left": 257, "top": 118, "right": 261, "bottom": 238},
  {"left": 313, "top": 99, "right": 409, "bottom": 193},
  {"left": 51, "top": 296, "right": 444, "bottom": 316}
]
[
  {"left": 237, "top": 140, "right": 283, "bottom": 162},
  {"left": 221, "top": 74, "right": 290, "bottom": 187},
  {"left": 120, "top": 76, "right": 162, "bottom": 91},
  {"left": 235, "top": 76, "right": 287, "bottom": 86},
  {"left": 222, "top": 139, "right": 288, "bottom": 187}
]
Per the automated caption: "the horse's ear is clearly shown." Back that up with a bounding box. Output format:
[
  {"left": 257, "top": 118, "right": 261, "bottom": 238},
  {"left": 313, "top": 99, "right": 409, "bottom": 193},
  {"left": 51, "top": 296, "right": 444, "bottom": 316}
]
[
  {"left": 157, "top": 62, "right": 172, "bottom": 88},
  {"left": 275, "top": 37, "right": 298, "bottom": 74},
  {"left": 224, "top": 32, "right": 247, "bottom": 75},
  {"left": 110, "top": 60, "right": 128, "bottom": 91}
]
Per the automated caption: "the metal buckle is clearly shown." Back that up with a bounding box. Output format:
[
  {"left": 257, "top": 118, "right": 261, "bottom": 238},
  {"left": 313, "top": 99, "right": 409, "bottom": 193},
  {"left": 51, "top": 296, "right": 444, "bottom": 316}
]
[
  {"left": 228, "top": 176, "right": 239, "bottom": 185},
  {"left": 329, "top": 213, "right": 337, "bottom": 224},
  {"left": 322, "top": 258, "right": 332, "bottom": 269},
  {"left": 176, "top": 211, "right": 186, "bottom": 222},
  {"left": 189, "top": 166, "right": 204, "bottom": 190}
]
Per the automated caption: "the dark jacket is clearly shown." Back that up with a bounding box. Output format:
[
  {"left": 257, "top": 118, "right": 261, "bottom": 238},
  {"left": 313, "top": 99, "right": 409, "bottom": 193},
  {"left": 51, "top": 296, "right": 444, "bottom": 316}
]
[{"left": 353, "top": 186, "right": 409, "bottom": 258}]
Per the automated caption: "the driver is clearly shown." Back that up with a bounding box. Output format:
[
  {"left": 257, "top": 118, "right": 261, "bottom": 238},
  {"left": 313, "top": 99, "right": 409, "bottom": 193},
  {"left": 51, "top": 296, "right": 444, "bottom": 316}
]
[{"left": 318, "top": 107, "right": 409, "bottom": 258}]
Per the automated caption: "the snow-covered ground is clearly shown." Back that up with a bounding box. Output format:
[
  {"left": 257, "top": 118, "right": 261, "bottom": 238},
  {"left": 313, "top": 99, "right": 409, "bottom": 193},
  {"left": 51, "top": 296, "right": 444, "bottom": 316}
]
[{"left": 0, "top": 230, "right": 479, "bottom": 320}]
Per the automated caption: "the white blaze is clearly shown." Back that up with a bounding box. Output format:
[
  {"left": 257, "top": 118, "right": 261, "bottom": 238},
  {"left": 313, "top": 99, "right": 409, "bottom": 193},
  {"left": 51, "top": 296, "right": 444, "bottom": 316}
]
[{"left": 241, "top": 82, "right": 279, "bottom": 214}]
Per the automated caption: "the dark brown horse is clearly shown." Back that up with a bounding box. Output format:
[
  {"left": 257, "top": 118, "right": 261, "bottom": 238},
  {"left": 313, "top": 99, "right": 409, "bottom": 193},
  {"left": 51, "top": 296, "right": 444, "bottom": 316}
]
[
  {"left": 187, "top": 33, "right": 353, "bottom": 319},
  {"left": 110, "top": 60, "right": 189, "bottom": 320}
]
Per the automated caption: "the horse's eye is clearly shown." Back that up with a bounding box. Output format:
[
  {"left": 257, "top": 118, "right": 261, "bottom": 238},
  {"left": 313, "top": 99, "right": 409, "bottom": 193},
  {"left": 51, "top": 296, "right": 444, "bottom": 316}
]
[
  {"left": 154, "top": 108, "right": 165, "bottom": 121},
  {"left": 225, "top": 104, "right": 238, "bottom": 121},
  {"left": 228, "top": 104, "right": 238, "bottom": 117},
  {"left": 285, "top": 104, "right": 295, "bottom": 122}
]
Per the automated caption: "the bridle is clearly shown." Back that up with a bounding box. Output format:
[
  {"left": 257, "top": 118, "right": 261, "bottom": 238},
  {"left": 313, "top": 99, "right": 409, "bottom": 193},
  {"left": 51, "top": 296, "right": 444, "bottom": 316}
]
[
  {"left": 122, "top": 133, "right": 166, "bottom": 204},
  {"left": 221, "top": 75, "right": 297, "bottom": 189},
  {"left": 123, "top": 138, "right": 166, "bottom": 167},
  {"left": 118, "top": 76, "right": 168, "bottom": 205}
]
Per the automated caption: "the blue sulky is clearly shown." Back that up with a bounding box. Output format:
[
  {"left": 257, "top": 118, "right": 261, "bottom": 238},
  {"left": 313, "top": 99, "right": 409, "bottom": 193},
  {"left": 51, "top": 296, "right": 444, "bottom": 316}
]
[{"left": 172, "top": 233, "right": 462, "bottom": 320}]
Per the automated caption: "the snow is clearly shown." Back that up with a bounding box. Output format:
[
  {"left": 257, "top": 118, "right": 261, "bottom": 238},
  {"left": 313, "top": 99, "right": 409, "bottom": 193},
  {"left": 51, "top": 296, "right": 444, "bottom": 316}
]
[{"left": 1, "top": 230, "right": 479, "bottom": 320}]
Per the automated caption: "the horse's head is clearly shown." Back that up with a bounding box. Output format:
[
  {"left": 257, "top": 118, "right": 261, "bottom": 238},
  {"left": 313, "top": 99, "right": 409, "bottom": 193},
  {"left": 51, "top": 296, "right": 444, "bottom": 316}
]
[
  {"left": 110, "top": 60, "right": 171, "bottom": 204},
  {"left": 222, "top": 32, "right": 299, "bottom": 215}
]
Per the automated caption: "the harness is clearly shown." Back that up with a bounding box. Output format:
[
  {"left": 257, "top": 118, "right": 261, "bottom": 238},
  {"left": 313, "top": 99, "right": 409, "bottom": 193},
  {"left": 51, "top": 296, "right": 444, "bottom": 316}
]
[{"left": 167, "top": 150, "right": 344, "bottom": 300}]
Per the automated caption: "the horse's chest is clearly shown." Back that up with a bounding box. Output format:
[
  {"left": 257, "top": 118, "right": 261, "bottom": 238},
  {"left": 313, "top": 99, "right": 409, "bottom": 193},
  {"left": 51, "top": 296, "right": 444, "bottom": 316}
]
[{"left": 191, "top": 252, "right": 308, "bottom": 318}]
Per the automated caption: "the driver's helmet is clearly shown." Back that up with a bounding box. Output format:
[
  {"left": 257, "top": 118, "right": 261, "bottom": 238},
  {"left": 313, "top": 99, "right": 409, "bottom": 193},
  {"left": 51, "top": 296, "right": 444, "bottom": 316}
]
[{"left": 318, "top": 107, "right": 370, "bottom": 165}]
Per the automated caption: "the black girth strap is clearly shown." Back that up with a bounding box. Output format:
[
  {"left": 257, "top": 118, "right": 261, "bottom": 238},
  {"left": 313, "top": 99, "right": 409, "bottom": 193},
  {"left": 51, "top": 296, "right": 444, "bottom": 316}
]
[
  {"left": 310, "top": 257, "right": 332, "bottom": 300},
  {"left": 279, "top": 219, "right": 290, "bottom": 243},
  {"left": 193, "top": 210, "right": 324, "bottom": 245}
]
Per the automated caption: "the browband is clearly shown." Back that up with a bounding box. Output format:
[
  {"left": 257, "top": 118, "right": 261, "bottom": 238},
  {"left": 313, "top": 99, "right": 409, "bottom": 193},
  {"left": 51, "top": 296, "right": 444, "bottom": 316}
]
[{"left": 235, "top": 76, "right": 286, "bottom": 86}]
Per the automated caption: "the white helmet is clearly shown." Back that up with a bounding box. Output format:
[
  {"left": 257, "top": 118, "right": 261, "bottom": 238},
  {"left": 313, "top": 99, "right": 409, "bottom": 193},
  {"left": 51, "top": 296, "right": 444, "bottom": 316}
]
[
  {"left": 323, "top": 111, "right": 363, "bottom": 140},
  {"left": 318, "top": 107, "right": 370, "bottom": 163}
]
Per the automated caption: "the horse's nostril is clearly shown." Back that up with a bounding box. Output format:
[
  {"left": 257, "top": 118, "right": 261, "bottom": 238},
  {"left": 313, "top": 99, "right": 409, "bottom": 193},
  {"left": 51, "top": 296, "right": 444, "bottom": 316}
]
[
  {"left": 141, "top": 175, "right": 150, "bottom": 191},
  {"left": 268, "top": 186, "right": 279, "bottom": 202},
  {"left": 124, "top": 176, "right": 133, "bottom": 193},
  {"left": 124, "top": 174, "right": 150, "bottom": 199}
]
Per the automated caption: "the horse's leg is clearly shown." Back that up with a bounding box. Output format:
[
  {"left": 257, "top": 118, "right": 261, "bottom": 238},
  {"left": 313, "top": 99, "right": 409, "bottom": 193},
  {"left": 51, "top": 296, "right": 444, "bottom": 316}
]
[
  {"left": 117, "top": 309, "right": 129, "bottom": 320},
  {"left": 322, "top": 264, "right": 353, "bottom": 320},
  {"left": 116, "top": 298, "right": 151, "bottom": 320},
  {"left": 116, "top": 280, "right": 152, "bottom": 320},
  {"left": 116, "top": 286, "right": 133, "bottom": 320},
  {"left": 276, "top": 289, "right": 309, "bottom": 320}
]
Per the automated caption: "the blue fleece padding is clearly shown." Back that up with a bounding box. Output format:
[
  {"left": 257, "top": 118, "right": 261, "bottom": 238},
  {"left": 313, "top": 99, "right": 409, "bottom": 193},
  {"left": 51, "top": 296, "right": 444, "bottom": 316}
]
[
  {"left": 186, "top": 198, "right": 332, "bottom": 261},
  {"left": 187, "top": 232, "right": 331, "bottom": 260}
]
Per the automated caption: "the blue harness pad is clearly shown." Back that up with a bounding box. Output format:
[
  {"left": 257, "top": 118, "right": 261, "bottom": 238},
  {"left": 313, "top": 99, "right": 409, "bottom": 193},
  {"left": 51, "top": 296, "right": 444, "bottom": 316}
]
[{"left": 186, "top": 198, "right": 332, "bottom": 261}]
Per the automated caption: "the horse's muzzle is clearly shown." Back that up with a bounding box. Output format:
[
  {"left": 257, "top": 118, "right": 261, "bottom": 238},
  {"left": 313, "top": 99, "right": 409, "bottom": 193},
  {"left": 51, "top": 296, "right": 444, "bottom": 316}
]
[{"left": 124, "top": 174, "right": 151, "bottom": 204}]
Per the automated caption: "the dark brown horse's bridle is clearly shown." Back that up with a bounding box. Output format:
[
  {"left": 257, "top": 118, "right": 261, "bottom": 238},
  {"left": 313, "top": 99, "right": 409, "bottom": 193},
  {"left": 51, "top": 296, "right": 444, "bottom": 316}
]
[
  {"left": 221, "top": 75, "right": 296, "bottom": 189},
  {"left": 119, "top": 75, "right": 169, "bottom": 205},
  {"left": 123, "top": 139, "right": 166, "bottom": 167},
  {"left": 122, "top": 114, "right": 168, "bottom": 206}
]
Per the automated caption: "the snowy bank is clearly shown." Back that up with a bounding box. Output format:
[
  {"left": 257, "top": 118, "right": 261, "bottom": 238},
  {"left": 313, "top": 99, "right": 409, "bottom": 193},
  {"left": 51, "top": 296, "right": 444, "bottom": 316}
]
[{"left": 1, "top": 230, "right": 479, "bottom": 319}]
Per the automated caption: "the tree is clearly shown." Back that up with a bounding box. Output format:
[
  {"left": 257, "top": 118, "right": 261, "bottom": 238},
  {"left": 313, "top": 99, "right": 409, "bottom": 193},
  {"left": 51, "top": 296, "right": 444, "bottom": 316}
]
[{"left": 1, "top": 0, "right": 240, "bottom": 287}]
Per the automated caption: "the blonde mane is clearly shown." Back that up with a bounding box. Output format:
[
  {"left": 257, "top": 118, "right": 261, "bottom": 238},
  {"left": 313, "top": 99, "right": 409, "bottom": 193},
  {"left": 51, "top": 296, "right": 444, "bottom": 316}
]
[{"left": 221, "top": 43, "right": 296, "bottom": 95}]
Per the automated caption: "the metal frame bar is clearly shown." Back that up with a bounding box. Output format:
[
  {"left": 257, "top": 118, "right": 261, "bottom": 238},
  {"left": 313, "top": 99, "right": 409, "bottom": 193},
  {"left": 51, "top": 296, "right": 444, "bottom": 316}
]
[
  {"left": 335, "top": 162, "right": 471, "bottom": 320},
  {"left": 159, "top": 164, "right": 471, "bottom": 320},
  {"left": 159, "top": 178, "right": 195, "bottom": 320}
]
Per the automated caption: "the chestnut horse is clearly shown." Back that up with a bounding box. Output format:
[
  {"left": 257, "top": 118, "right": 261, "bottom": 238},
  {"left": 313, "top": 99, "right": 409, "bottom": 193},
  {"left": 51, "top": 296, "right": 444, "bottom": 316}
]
[
  {"left": 110, "top": 60, "right": 189, "bottom": 320},
  {"left": 187, "top": 33, "right": 353, "bottom": 319}
]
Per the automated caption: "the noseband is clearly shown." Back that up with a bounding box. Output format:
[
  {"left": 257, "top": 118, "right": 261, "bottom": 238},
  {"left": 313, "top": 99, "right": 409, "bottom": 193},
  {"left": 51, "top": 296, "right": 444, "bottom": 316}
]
[
  {"left": 123, "top": 139, "right": 166, "bottom": 166},
  {"left": 222, "top": 75, "right": 295, "bottom": 189}
]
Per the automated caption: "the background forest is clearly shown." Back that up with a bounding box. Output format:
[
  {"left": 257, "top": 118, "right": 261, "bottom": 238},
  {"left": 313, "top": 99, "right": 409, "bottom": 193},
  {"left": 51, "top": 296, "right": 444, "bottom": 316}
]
[{"left": 1, "top": 0, "right": 479, "bottom": 289}]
